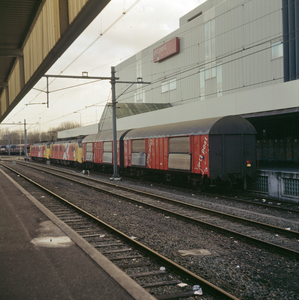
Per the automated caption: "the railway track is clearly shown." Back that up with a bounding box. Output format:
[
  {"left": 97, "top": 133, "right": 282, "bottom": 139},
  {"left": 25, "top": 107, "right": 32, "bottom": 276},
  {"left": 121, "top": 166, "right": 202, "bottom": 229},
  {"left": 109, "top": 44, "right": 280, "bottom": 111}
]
[
  {"left": 0, "top": 163, "right": 238, "bottom": 300},
  {"left": 213, "top": 189, "right": 299, "bottom": 214},
  {"left": 4, "top": 157, "right": 299, "bottom": 213},
  {"left": 4, "top": 161, "right": 299, "bottom": 259}
]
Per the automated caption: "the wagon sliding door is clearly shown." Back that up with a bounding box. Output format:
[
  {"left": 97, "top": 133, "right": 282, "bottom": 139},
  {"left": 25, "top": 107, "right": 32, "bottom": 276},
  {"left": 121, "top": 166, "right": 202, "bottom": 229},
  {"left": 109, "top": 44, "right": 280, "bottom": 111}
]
[
  {"left": 209, "top": 134, "right": 243, "bottom": 179},
  {"left": 168, "top": 137, "right": 191, "bottom": 170},
  {"left": 131, "top": 139, "right": 146, "bottom": 166},
  {"left": 103, "top": 141, "right": 113, "bottom": 164},
  {"left": 85, "top": 143, "right": 93, "bottom": 162},
  {"left": 225, "top": 135, "right": 242, "bottom": 174},
  {"left": 209, "top": 135, "right": 223, "bottom": 179}
]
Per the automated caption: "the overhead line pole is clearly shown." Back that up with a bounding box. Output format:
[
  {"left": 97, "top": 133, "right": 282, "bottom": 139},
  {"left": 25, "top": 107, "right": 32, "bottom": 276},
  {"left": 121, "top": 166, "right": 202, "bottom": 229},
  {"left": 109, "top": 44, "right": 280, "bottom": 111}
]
[
  {"left": 24, "top": 119, "right": 28, "bottom": 160},
  {"left": 109, "top": 67, "right": 151, "bottom": 180},
  {"left": 42, "top": 69, "right": 151, "bottom": 180},
  {"left": 111, "top": 67, "right": 119, "bottom": 179}
]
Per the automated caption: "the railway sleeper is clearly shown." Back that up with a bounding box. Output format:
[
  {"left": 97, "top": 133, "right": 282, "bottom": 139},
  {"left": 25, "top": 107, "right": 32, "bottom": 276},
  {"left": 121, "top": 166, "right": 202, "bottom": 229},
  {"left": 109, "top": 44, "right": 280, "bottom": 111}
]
[
  {"left": 155, "top": 290, "right": 203, "bottom": 300},
  {"left": 140, "top": 280, "right": 181, "bottom": 288},
  {"left": 128, "top": 270, "right": 167, "bottom": 278},
  {"left": 118, "top": 261, "right": 152, "bottom": 269},
  {"left": 81, "top": 233, "right": 110, "bottom": 238},
  {"left": 93, "top": 242, "right": 124, "bottom": 248},
  {"left": 108, "top": 255, "right": 143, "bottom": 261},
  {"left": 100, "top": 248, "right": 133, "bottom": 254}
]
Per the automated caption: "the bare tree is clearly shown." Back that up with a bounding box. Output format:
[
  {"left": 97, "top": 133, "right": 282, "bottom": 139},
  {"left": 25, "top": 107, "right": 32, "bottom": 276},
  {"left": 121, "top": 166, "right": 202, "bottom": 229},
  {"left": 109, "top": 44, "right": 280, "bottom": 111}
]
[
  {"left": 0, "top": 121, "right": 80, "bottom": 145},
  {"left": 49, "top": 121, "right": 80, "bottom": 132}
]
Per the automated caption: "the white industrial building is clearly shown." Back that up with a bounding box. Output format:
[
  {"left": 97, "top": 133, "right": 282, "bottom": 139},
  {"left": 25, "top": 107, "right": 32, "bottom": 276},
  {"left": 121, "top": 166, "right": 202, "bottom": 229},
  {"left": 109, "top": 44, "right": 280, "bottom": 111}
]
[
  {"left": 111, "top": 0, "right": 299, "bottom": 200},
  {"left": 113, "top": 0, "right": 289, "bottom": 131},
  {"left": 64, "top": 0, "right": 296, "bottom": 134}
]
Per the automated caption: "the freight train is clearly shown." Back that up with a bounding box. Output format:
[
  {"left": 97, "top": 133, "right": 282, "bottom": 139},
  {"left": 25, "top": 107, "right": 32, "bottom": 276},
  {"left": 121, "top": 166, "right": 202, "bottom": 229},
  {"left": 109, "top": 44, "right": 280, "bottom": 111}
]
[
  {"left": 0, "top": 144, "right": 30, "bottom": 155},
  {"left": 28, "top": 115, "right": 257, "bottom": 190}
]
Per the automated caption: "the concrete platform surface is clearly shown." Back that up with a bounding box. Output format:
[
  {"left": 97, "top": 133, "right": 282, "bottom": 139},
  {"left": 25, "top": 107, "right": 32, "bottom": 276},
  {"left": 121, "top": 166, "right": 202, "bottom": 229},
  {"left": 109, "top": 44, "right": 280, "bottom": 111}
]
[{"left": 0, "top": 167, "right": 155, "bottom": 300}]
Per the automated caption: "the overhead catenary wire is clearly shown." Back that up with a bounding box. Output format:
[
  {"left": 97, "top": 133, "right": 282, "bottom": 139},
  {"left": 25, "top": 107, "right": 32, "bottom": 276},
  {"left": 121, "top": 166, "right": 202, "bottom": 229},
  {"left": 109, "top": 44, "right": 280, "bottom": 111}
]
[
  {"left": 114, "top": 0, "right": 291, "bottom": 101},
  {"left": 5, "top": 0, "right": 141, "bottom": 130},
  {"left": 115, "top": 2, "right": 284, "bottom": 79},
  {"left": 115, "top": 36, "right": 286, "bottom": 103},
  {"left": 4, "top": 0, "right": 293, "bottom": 131},
  {"left": 59, "top": 0, "right": 141, "bottom": 75},
  {"left": 6, "top": 0, "right": 277, "bottom": 120}
]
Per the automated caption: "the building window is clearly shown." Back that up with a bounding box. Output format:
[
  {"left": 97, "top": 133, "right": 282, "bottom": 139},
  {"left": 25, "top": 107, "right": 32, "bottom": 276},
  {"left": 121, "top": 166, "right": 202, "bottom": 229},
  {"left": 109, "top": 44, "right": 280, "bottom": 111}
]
[
  {"left": 200, "top": 62, "right": 222, "bottom": 100},
  {"left": 161, "top": 78, "right": 176, "bottom": 93},
  {"left": 205, "top": 62, "right": 216, "bottom": 80},
  {"left": 200, "top": 69, "right": 205, "bottom": 101},
  {"left": 205, "top": 19, "right": 215, "bottom": 61},
  {"left": 162, "top": 81, "right": 168, "bottom": 93},
  {"left": 134, "top": 55, "right": 145, "bottom": 103},
  {"left": 204, "top": 18, "right": 216, "bottom": 80},
  {"left": 134, "top": 89, "right": 145, "bottom": 103},
  {"left": 216, "top": 63, "right": 222, "bottom": 97},
  {"left": 169, "top": 78, "right": 176, "bottom": 90},
  {"left": 272, "top": 41, "right": 283, "bottom": 59}
]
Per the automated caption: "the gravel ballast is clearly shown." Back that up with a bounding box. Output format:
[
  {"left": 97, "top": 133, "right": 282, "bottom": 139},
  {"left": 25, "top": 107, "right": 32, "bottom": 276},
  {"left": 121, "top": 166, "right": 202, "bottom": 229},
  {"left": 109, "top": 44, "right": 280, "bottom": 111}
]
[{"left": 3, "top": 162, "right": 299, "bottom": 300}]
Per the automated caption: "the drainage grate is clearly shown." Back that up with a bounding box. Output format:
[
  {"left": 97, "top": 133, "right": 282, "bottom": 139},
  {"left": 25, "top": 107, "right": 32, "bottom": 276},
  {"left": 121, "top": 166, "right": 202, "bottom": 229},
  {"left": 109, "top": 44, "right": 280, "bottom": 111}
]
[
  {"left": 283, "top": 178, "right": 299, "bottom": 197},
  {"left": 248, "top": 176, "right": 269, "bottom": 193}
]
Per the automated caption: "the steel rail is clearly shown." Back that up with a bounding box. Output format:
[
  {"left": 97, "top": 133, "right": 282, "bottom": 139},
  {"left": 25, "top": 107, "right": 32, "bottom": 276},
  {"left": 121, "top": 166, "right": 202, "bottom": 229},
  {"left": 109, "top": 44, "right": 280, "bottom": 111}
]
[
  {"left": 4, "top": 158, "right": 299, "bottom": 213},
  {"left": 204, "top": 191, "right": 299, "bottom": 214},
  {"left": 14, "top": 161, "right": 299, "bottom": 240},
  {"left": 1, "top": 163, "right": 239, "bottom": 300},
  {"left": 4, "top": 162, "right": 299, "bottom": 259}
]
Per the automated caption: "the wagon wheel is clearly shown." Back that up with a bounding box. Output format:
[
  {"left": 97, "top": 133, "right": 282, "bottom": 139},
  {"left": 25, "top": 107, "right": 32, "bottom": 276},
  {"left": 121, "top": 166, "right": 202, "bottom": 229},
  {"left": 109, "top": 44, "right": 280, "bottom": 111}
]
[
  {"left": 225, "top": 179, "right": 233, "bottom": 190},
  {"left": 194, "top": 177, "right": 205, "bottom": 192},
  {"left": 136, "top": 169, "right": 144, "bottom": 181}
]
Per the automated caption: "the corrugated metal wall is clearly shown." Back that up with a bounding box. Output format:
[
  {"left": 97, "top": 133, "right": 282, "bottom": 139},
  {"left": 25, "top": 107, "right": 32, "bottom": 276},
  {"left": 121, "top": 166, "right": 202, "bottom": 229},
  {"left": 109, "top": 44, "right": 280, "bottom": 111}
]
[
  {"left": 68, "top": 0, "right": 88, "bottom": 24},
  {"left": 116, "top": 0, "right": 284, "bottom": 111},
  {"left": 23, "top": 0, "right": 60, "bottom": 84},
  {"left": 0, "top": 89, "right": 7, "bottom": 115},
  {"left": 8, "top": 60, "right": 21, "bottom": 104},
  {"left": 0, "top": 0, "right": 90, "bottom": 120}
]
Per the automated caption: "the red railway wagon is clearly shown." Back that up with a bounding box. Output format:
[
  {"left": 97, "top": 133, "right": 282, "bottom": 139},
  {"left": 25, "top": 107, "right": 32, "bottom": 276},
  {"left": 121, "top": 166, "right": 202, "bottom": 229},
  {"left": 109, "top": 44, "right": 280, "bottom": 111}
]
[
  {"left": 50, "top": 140, "right": 83, "bottom": 166},
  {"left": 123, "top": 116, "right": 256, "bottom": 190},
  {"left": 82, "top": 130, "right": 129, "bottom": 170},
  {"left": 30, "top": 143, "right": 48, "bottom": 160}
]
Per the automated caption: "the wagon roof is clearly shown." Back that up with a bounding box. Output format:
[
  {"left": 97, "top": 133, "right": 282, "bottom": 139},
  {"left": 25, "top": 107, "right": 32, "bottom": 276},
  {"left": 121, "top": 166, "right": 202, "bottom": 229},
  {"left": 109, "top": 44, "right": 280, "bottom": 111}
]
[
  {"left": 123, "top": 116, "right": 256, "bottom": 140},
  {"left": 52, "top": 139, "right": 82, "bottom": 145},
  {"left": 82, "top": 130, "right": 130, "bottom": 143},
  {"left": 30, "top": 142, "right": 49, "bottom": 146}
]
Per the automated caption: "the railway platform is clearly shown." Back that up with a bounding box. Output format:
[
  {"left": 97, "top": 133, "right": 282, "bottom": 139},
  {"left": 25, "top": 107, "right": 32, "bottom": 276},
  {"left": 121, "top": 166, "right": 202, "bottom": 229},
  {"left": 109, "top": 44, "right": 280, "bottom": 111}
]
[
  {"left": 0, "top": 167, "right": 155, "bottom": 300},
  {"left": 249, "top": 164, "right": 299, "bottom": 202}
]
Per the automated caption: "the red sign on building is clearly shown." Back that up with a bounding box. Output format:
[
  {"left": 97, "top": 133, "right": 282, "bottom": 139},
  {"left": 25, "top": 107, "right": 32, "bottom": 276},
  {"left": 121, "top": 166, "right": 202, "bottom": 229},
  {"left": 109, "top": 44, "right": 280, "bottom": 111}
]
[{"left": 153, "top": 37, "right": 179, "bottom": 63}]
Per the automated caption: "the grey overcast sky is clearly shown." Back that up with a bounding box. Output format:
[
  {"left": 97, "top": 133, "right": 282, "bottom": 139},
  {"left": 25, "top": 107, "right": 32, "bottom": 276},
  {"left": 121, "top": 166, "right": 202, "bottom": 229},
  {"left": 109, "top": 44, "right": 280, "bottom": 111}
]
[{"left": 4, "top": 0, "right": 206, "bottom": 133}]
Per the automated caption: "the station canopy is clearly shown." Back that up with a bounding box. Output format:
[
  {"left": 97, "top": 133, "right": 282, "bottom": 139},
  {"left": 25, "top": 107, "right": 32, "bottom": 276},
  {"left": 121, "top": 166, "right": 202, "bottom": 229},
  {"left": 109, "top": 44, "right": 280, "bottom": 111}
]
[
  {"left": 0, "top": 0, "right": 110, "bottom": 123},
  {"left": 96, "top": 102, "right": 172, "bottom": 132},
  {"left": 114, "top": 103, "right": 172, "bottom": 118}
]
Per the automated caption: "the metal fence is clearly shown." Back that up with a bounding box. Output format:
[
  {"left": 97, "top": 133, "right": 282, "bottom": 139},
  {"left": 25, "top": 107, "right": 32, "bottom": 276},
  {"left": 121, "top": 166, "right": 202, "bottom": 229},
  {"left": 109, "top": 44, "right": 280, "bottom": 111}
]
[
  {"left": 248, "top": 176, "right": 269, "bottom": 193},
  {"left": 283, "top": 178, "right": 299, "bottom": 197}
]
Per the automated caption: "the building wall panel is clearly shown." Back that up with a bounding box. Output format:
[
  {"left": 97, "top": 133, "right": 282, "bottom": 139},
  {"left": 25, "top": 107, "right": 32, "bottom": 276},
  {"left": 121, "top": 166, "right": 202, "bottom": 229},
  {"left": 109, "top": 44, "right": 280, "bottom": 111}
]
[
  {"left": 116, "top": 0, "right": 283, "bottom": 117},
  {"left": 8, "top": 60, "right": 21, "bottom": 104},
  {"left": 68, "top": 0, "right": 88, "bottom": 24},
  {"left": 1, "top": 0, "right": 111, "bottom": 123},
  {"left": 24, "top": 0, "right": 60, "bottom": 84},
  {"left": 0, "top": 89, "right": 7, "bottom": 118}
]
